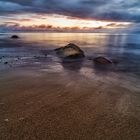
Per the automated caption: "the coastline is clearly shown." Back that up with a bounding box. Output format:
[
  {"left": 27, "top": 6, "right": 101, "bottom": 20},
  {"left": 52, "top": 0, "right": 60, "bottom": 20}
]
[
  {"left": 0, "top": 35, "right": 140, "bottom": 140},
  {"left": 0, "top": 65, "right": 140, "bottom": 140}
]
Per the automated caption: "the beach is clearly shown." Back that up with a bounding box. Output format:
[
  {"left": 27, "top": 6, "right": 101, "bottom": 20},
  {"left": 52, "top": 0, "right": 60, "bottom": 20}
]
[{"left": 0, "top": 33, "right": 140, "bottom": 140}]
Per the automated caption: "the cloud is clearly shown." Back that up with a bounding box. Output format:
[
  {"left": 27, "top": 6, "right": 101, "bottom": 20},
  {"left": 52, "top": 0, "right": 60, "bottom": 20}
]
[
  {"left": 0, "top": 0, "right": 140, "bottom": 33},
  {"left": 0, "top": 0, "right": 140, "bottom": 23},
  {"left": 0, "top": 1, "right": 30, "bottom": 14},
  {"left": 0, "top": 22, "right": 131, "bottom": 33}
]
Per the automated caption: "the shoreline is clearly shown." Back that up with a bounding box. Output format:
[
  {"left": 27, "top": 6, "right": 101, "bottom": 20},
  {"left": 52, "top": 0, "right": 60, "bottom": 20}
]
[
  {"left": 0, "top": 36, "right": 140, "bottom": 140},
  {"left": 0, "top": 64, "right": 140, "bottom": 140}
]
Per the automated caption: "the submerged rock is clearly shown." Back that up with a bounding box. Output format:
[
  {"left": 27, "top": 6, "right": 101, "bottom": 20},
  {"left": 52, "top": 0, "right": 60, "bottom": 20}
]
[
  {"left": 11, "top": 35, "right": 19, "bottom": 39},
  {"left": 55, "top": 43, "right": 85, "bottom": 58},
  {"left": 94, "top": 57, "right": 112, "bottom": 64}
]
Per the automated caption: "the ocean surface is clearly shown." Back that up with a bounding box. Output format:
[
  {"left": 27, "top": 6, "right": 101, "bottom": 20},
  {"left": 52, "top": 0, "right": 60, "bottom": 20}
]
[{"left": 0, "top": 33, "right": 140, "bottom": 90}]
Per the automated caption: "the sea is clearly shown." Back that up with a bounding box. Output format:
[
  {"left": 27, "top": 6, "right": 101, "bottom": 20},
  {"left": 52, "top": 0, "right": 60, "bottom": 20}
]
[{"left": 0, "top": 33, "right": 140, "bottom": 91}]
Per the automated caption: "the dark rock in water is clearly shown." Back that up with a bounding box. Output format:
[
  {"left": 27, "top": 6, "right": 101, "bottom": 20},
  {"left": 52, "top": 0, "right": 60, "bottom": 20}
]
[
  {"left": 11, "top": 35, "right": 19, "bottom": 39},
  {"left": 4, "top": 62, "right": 8, "bottom": 64},
  {"left": 55, "top": 43, "right": 85, "bottom": 58},
  {"left": 94, "top": 57, "right": 112, "bottom": 64}
]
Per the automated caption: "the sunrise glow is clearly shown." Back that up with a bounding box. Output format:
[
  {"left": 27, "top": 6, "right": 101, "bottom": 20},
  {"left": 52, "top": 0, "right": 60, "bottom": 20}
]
[
  {"left": 1, "top": 14, "right": 131, "bottom": 31},
  {"left": 17, "top": 14, "right": 128, "bottom": 28}
]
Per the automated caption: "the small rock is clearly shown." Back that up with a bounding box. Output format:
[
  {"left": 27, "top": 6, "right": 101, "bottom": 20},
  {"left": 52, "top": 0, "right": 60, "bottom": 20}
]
[
  {"left": 4, "top": 62, "right": 8, "bottom": 64},
  {"left": 94, "top": 57, "right": 112, "bottom": 64},
  {"left": 19, "top": 117, "right": 24, "bottom": 121},
  {"left": 4, "top": 119, "right": 9, "bottom": 122},
  {"left": 11, "top": 35, "right": 19, "bottom": 39}
]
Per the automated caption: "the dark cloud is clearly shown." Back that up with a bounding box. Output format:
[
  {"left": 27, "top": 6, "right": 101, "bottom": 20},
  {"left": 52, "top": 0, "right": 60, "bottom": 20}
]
[{"left": 0, "top": 0, "right": 140, "bottom": 23}]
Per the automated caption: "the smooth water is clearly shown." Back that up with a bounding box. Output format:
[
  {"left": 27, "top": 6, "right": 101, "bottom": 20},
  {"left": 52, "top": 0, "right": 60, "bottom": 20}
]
[
  {"left": 0, "top": 33, "right": 140, "bottom": 86},
  {"left": 1, "top": 33, "right": 140, "bottom": 76},
  {"left": 0, "top": 33, "right": 140, "bottom": 140}
]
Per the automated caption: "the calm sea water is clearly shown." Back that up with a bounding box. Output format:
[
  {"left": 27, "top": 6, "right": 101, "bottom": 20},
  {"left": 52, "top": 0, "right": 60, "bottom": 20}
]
[
  {"left": 2, "top": 33, "right": 140, "bottom": 70},
  {"left": 0, "top": 33, "right": 140, "bottom": 80}
]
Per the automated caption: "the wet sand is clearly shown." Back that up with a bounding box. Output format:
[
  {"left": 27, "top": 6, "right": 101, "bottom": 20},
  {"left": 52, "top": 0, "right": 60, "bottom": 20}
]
[
  {"left": 0, "top": 38, "right": 140, "bottom": 140},
  {"left": 0, "top": 68, "right": 140, "bottom": 140}
]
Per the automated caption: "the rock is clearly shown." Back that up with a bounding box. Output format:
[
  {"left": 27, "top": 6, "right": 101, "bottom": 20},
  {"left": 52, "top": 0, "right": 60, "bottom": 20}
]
[
  {"left": 4, "top": 119, "right": 9, "bottom": 122},
  {"left": 55, "top": 43, "right": 85, "bottom": 58},
  {"left": 94, "top": 57, "right": 112, "bottom": 64},
  {"left": 4, "top": 62, "right": 8, "bottom": 64},
  {"left": 11, "top": 35, "right": 19, "bottom": 39},
  {"left": 0, "top": 56, "right": 5, "bottom": 58},
  {"left": 19, "top": 117, "right": 24, "bottom": 121}
]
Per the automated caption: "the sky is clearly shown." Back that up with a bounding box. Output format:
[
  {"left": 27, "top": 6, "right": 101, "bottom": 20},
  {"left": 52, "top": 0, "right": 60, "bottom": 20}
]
[{"left": 0, "top": 0, "right": 140, "bottom": 32}]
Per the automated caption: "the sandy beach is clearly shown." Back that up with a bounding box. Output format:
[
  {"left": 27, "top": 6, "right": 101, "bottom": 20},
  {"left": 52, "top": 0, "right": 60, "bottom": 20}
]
[{"left": 0, "top": 34, "right": 140, "bottom": 140}]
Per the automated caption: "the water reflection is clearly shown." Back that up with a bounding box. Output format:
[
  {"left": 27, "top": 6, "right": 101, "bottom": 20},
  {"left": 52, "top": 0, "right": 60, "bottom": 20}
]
[
  {"left": 61, "top": 59, "right": 83, "bottom": 71},
  {"left": 17, "top": 33, "right": 110, "bottom": 49},
  {"left": 93, "top": 63, "right": 114, "bottom": 75},
  {"left": 1, "top": 33, "right": 140, "bottom": 76}
]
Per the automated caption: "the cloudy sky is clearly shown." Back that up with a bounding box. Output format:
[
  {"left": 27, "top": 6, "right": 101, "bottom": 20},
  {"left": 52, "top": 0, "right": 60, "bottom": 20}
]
[{"left": 0, "top": 0, "right": 140, "bottom": 32}]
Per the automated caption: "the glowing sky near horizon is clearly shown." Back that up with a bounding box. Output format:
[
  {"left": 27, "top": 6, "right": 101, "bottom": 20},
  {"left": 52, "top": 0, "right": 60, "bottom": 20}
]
[
  {"left": 1, "top": 14, "right": 131, "bottom": 30},
  {"left": 18, "top": 15, "right": 131, "bottom": 28}
]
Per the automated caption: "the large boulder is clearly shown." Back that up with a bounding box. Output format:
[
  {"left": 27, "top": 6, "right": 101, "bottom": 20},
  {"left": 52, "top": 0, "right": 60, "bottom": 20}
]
[
  {"left": 55, "top": 43, "right": 85, "bottom": 58},
  {"left": 94, "top": 56, "right": 112, "bottom": 64},
  {"left": 11, "top": 35, "right": 19, "bottom": 39}
]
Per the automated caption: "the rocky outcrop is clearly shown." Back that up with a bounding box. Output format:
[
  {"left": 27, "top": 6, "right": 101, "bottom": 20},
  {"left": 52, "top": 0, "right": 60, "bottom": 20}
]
[
  {"left": 55, "top": 43, "right": 85, "bottom": 58},
  {"left": 11, "top": 35, "right": 19, "bottom": 39},
  {"left": 94, "top": 57, "right": 112, "bottom": 64}
]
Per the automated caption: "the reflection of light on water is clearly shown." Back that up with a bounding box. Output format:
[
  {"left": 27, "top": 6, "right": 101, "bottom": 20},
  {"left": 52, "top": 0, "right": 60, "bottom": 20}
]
[
  {"left": 19, "top": 33, "right": 110, "bottom": 48},
  {"left": 2, "top": 33, "right": 140, "bottom": 81},
  {"left": 120, "top": 35, "right": 127, "bottom": 45},
  {"left": 41, "top": 63, "right": 64, "bottom": 73},
  {"left": 112, "top": 35, "right": 127, "bottom": 53}
]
